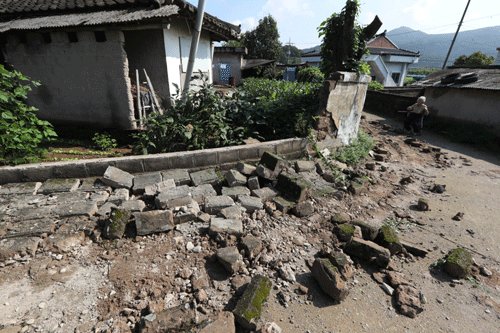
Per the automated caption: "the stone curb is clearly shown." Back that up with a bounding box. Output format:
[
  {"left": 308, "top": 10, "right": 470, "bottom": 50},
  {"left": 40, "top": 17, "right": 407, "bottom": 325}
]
[{"left": 0, "top": 138, "right": 307, "bottom": 184}]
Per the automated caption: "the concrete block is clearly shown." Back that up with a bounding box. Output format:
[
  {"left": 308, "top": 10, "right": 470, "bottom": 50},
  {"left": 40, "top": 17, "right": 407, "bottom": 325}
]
[
  {"left": 233, "top": 275, "right": 272, "bottom": 330},
  {"left": 0, "top": 182, "right": 42, "bottom": 195},
  {"left": 132, "top": 172, "right": 162, "bottom": 194},
  {"left": 161, "top": 169, "right": 191, "bottom": 186},
  {"left": 102, "top": 166, "right": 134, "bottom": 189},
  {"left": 55, "top": 201, "right": 98, "bottom": 217},
  {"left": 155, "top": 185, "right": 192, "bottom": 209},
  {"left": 209, "top": 217, "right": 243, "bottom": 236},
  {"left": 221, "top": 186, "right": 251, "bottom": 200},
  {"left": 190, "top": 184, "right": 217, "bottom": 204},
  {"left": 272, "top": 196, "right": 295, "bottom": 213},
  {"left": 236, "top": 162, "right": 257, "bottom": 176},
  {"left": 192, "top": 150, "right": 217, "bottom": 167},
  {"left": 190, "top": 169, "right": 220, "bottom": 186},
  {"left": 119, "top": 200, "right": 146, "bottom": 212},
  {"left": 216, "top": 246, "right": 243, "bottom": 274},
  {"left": 97, "top": 202, "right": 117, "bottom": 217},
  {"left": 238, "top": 195, "right": 263, "bottom": 213},
  {"left": 344, "top": 237, "right": 391, "bottom": 268},
  {"left": 39, "top": 178, "right": 80, "bottom": 194},
  {"left": 103, "top": 208, "right": 131, "bottom": 239},
  {"left": 205, "top": 195, "right": 235, "bottom": 214},
  {"left": 295, "top": 160, "right": 316, "bottom": 173},
  {"left": 259, "top": 151, "right": 287, "bottom": 173},
  {"left": 174, "top": 200, "right": 200, "bottom": 224},
  {"left": 256, "top": 165, "right": 278, "bottom": 181},
  {"left": 134, "top": 210, "right": 174, "bottom": 236},
  {"left": 225, "top": 169, "right": 247, "bottom": 187},
  {"left": 251, "top": 187, "right": 278, "bottom": 202},
  {"left": 242, "top": 235, "right": 263, "bottom": 259},
  {"left": 169, "top": 152, "right": 195, "bottom": 169},
  {"left": 79, "top": 177, "right": 111, "bottom": 192},
  {"left": 275, "top": 172, "right": 310, "bottom": 203},
  {"left": 144, "top": 179, "right": 176, "bottom": 197},
  {"left": 247, "top": 176, "right": 260, "bottom": 191},
  {"left": 107, "top": 188, "right": 130, "bottom": 205},
  {"left": 220, "top": 205, "right": 244, "bottom": 220}
]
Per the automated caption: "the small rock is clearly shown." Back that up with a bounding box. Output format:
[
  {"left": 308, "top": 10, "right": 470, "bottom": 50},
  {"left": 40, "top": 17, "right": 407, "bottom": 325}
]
[
  {"left": 233, "top": 275, "right": 272, "bottom": 330},
  {"left": 311, "top": 258, "right": 349, "bottom": 301},
  {"left": 443, "top": 248, "right": 473, "bottom": 279},
  {"left": 452, "top": 212, "right": 464, "bottom": 221},
  {"left": 261, "top": 322, "right": 282, "bottom": 333},
  {"left": 217, "top": 247, "right": 244, "bottom": 274},
  {"left": 431, "top": 184, "right": 446, "bottom": 194},
  {"left": 480, "top": 266, "right": 493, "bottom": 277},
  {"left": 381, "top": 282, "right": 394, "bottom": 295},
  {"left": 417, "top": 198, "right": 429, "bottom": 211},
  {"left": 394, "top": 285, "right": 424, "bottom": 318}
]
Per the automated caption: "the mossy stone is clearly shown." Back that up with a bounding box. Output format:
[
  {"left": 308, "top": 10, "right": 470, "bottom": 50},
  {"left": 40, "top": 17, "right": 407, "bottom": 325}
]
[
  {"left": 444, "top": 248, "right": 473, "bottom": 279},
  {"left": 417, "top": 198, "right": 429, "bottom": 211},
  {"left": 375, "top": 225, "right": 404, "bottom": 255},
  {"left": 233, "top": 275, "right": 272, "bottom": 330},
  {"left": 104, "top": 208, "right": 131, "bottom": 239},
  {"left": 336, "top": 224, "right": 355, "bottom": 242},
  {"left": 331, "top": 212, "right": 350, "bottom": 224}
]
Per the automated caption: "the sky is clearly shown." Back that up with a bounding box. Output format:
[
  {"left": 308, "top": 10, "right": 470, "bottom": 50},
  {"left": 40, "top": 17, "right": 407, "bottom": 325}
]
[{"left": 199, "top": 0, "right": 500, "bottom": 49}]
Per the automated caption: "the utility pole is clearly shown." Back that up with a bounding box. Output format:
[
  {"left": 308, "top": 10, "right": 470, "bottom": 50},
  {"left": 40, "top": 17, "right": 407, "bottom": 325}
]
[
  {"left": 442, "top": 0, "right": 471, "bottom": 69},
  {"left": 182, "top": 0, "right": 206, "bottom": 100}
]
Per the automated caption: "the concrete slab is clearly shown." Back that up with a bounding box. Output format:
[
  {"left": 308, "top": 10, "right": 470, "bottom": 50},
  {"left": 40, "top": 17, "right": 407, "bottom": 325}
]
[{"left": 39, "top": 178, "right": 80, "bottom": 194}]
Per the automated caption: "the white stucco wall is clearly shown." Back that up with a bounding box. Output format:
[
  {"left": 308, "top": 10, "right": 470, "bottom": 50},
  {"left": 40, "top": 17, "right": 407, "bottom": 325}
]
[{"left": 163, "top": 20, "right": 213, "bottom": 96}]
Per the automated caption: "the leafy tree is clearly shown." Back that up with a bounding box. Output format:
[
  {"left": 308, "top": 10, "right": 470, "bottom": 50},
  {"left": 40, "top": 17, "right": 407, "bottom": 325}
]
[
  {"left": 242, "top": 15, "right": 283, "bottom": 61},
  {"left": 0, "top": 65, "right": 57, "bottom": 165},
  {"left": 318, "top": 0, "right": 381, "bottom": 76},
  {"left": 297, "top": 67, "right": 325, "bottom": 83},
  {"left": 280, "top": 44, "right": 302, "bottom": 64},
  {"left": 453, "top": 51, "right": 495, "bottom": 67},
  {"left": 222, "top": 40, "right": 244, "bottom": 48}
]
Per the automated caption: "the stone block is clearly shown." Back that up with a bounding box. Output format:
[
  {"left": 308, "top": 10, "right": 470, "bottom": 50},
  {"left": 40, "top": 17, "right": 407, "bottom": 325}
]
[
  {"left": 173, "top": 200, "right": 200, "bottom": 224},
  {"left": 190, "top": 184, "right": 217, "bottom": 204},
  {"left": 103, "top": 208, "right": 131, "bottom": 239},
  {"left": 238, "top": 195, "right": 263, "bottom": 213},
  {"left": 120, "top": 200, "right": 146, "bottom": 212},
  {"left": 102, "top": 166, "right": 134, "bottom": 189},
  {"left": 344, "top": 237, "right": 391, "bottom": 268},
  {"left": 443, "top": 248, "right": 473, "bottom": 279},
  {"left": 225, "top": 169, "right": 247, "bottom": 187},
  {"left": 209, "top": 217, "right": 243, "bottom": 236},
  {"left": 236, "top": 162, "right": 257, "bottom": 176},
  {"left": 199, "top": 312, "right": 235, "bottom": 333},
  {"left": 311, "top": 258, "right": 349, "bottom": 302},
  {"left": 55, "top": 201, "right": 98, "bottom": 217},
  {"left": 144, "top": 179, "right": 176, "bottom": 197},
  {"left": 242, "top": 234, "right": 263, "bottom": 259},
  {"left": 222, "top": 186, "right": 251, "bottom": 200},
  {"left": 351, "top": 220, "right": 381, "bottom": 240},
  {"left": 0, "top": 237, "right": 41, "bottom": 258},
  {"left": 107, "top": 188, "right": 130, "bottom": 205},
  {"left": 247, "top": 176, "right": 260, "bottom": 191},
  {"left": 233, "top": 275, "right": 272, "bottom": 330},
  {"left": 220, "top": 205, "right": 244, "bottom": 220},
  {"left": 0, "top": 182, "right": 41, "bottom": 195},
  {"left": 375, "top": 225, "right": 404, "bottom": 255},
  {"left": 79, "top": 177, "right": 111, "bottom": 192},
  {"left": 97, "top": 202, "right": 117, "bottom": 217},
  {"left": 205, "top": 195, "right": 234, "bottom": 215},
  {"left": 49, "top": 191, "right": 90, "bottom": 202},
  {"left": 217, "top": 246, "right": 243, "bottom": 274},
  {"left": 190, "top": 169, "right": 220, "bottom": 186},
  {"left": 161, "top": 169, "right": 191, "bottom": 186},
  {"left": 272, "top": 196, "right": 295, "bottom": 213},
  {"left": 155, "top": 185, "right": 192, "bottom": 209},
  {"left": 256, "top": 165, "right": 278, "bottom": 181},
  {"left": 132, "top": 172, "right": 162, "bottom": 194},
  {"left": 134, "top": 210, "right": 174, "bottom": 236},
  {"left": 295, "top": 160, "right": 316, "bottom": 173},
  {"left": 395, "top": 285, "right": 424, "bottom": 318},
  {"left": 89, "top": 191, "right": 110, "bottom": 205},
  {"left": 275, "top": 172, "right": 310, "bottom": 203},
  {"left": 251, "top": 187, "right": 278, "bottom": 202},
  {"left": 259, "top": 151, "right": 287, "bottom": 173},
  {"left": 293, "top": 200, "right": 314, "bottom": 217},
  {"left": 39, "top": 178, "right": 80, "bottom": 194}
]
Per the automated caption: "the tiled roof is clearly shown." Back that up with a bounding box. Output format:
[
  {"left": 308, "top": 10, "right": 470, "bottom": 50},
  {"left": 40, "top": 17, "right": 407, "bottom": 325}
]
[
  {"left": 416, "top": 68, "right": 500, "bottom": 91},
  {"left": 0, "top": 0, "right": 140, "bottom": 14},
  {"left": 369, "top": 47, "right": 420, "bottom": 57}
]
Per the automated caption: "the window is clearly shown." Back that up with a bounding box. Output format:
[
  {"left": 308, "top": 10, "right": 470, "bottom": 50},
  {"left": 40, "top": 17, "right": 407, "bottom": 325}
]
[
  {"left": 391, "top": 72, "right": 401, "bottom": 84},
  {"left": 94, "top": 31, "right": 106, "bottom": 43},
  {"left": 67, "top": 32, "right": 78, "bottom": 43},
  {"left": 42, "top": 33, "right": 52, "bottom": 44}
]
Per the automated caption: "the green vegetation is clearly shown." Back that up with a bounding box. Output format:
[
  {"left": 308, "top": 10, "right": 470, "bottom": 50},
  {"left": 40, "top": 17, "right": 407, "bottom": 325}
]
[
  {"left": 453, "top": 51, "right": 495, "bottom": 67},
  {"left": 297, "top": 66, "right": 325, "bottom": 83},
  {"left": 404, "top": 76, "right": 416, "bottom": 86},
  {"left": 49, "top": 149, "right": 121, "bottom": 157},
  {"left": 368, "top": 80, "right": 384, "bottom": 91},
  {"left": 92, "top": 132, "right": 118, "bottom": 151},
  {"left": 0, "top": 65, "right": 57, "bottom": 165},
  {"left": 444, "top": 247, "right": 473, "bottom": 278},
  {"left": 337, "top": 223, "right": 356, "bottom": 241},
  {"left": 318, "top": 0, "right": 380, "bottom": 76},
  {"left": 333, "top": 130, "right": 374, "bottom": 165},
  {"left": 408, "top": 68, "right": 439, "bottom": 76}
]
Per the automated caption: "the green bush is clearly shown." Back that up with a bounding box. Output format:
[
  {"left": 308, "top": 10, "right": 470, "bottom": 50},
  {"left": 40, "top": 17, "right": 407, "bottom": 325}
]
[
  {"left": 334, "top": 130, "right": 374, "bottom": 165},
  {"left": 368, "top": 80, "right": 384, "bottom": 91},
  {"left": 134, "top": 77, "right": 246, "bottom": 154},
  {"left": 0, "top": 65, "right": 57, "bottom": 165},
  {"left": 92, "top": 132, "right": 118, "bottom": 151},
  {"left": 238, "top": 78, "right": 321, "bottom": 140},
  {"left": 297, "top": 67, "right": 325, "bottom": 83},
  {"left": 404, "top": 77, "right": 416, "bottom": 86}
]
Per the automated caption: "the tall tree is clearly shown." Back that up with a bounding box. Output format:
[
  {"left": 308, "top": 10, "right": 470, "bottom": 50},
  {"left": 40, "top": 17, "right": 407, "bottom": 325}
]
[
  {"left": 453, "top": 51, "right": 495, "bottom": 67},
  {"left": 242, "top": 15, "right": 283, "bottom": 61},
  {"left": 280, "top": 44, "right": 302, "bottom": 64}
]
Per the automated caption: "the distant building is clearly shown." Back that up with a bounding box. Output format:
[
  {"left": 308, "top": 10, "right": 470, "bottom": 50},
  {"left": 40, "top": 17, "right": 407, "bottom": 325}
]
[
  {"left": 213, "top": 47, "right": 247, "bottom": 86},
  {"left": 495, "top": 47, "right": 500, "bottom": 66},
  {"left": 300, "top": 33, "right": 420, "bottom": 87}
]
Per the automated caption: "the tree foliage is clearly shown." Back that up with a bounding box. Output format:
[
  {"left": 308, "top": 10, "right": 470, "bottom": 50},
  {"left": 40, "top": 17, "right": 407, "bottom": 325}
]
[
  {"left": 0, "top": 65, "right": 57, "bottom": 165},
  {"left": 297, "top": 67, "right": 325, "bottom": 83},
  {"left": 318, "top": 0, "right": 381, "bottom": 76},
  {"left": 280, "top": 44, "right": 302, "bottom": 64},
  {"left": 242, "top": 15, "right": 283, "bottom": 61},
  {"left": 453, "top": 51, "right": 495, "bottom": 67}
]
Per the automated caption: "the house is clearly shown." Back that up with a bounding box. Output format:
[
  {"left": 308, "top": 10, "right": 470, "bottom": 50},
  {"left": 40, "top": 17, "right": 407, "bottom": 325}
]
[
  {"left": 415, "top": 68, "right": 500, "bottom": 130},
  {"left": 300, "top": 33, "right": 420, "bottom": 87},
  {"left": 0, "top": 0, "right": 239, "bottom": 130},
  {"left": 212, "top": 46, "right": 247, "bottom": 85}
]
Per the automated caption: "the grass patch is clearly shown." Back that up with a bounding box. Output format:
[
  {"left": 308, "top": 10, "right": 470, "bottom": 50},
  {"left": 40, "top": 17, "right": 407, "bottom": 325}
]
[
  {"left": 49, "top": 149, "right": 122, "bottom": 157},
  {"left": 334, "top": 130, "right": 374, "bottom": 165}
]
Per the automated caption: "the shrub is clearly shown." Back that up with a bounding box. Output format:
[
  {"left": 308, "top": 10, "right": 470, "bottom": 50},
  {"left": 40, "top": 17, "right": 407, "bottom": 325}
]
[
  {"left": 297, "top": 67, "right": 325, "bottom": 83},
  {"left": 92, "top": 132, "right": 118, "bottom": 151},
  {"left": 238, "top": 78, "right": 321, "bottom": 140},
  {"left": 404, "top": 77, "right": 416, "bottom": 86},
  {"left": 368, "top": 80, "right": 384, "bottom": 91},
  {"left": 0, "top": 65, "right": 57, "bottom": 165},
  {"left": 134, "top": 77, "right": 246, "bottom": 154},
  {"left": 333, "top": 130, "right": 374, "bottom": 165}
]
